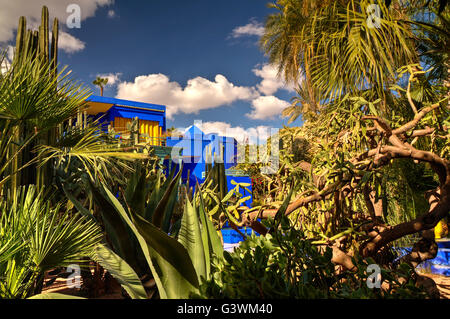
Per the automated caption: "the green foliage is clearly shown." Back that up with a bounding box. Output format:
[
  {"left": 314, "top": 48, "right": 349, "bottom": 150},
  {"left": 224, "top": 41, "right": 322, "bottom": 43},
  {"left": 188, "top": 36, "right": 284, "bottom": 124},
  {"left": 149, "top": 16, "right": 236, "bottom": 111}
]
[
  {"left": 68, "top": 164, "right": 225, "bottom": 299},
  {"left": 90, "top": 244, "right": 147, "bottom": 299},
  {"left": 28, "top": 293, "right": 86, "bottom": 299},
  {"left": 0, "top": 186, "right": 102, "bottom": 299},
  {"left": 1, "top": 6, "right": 143, "bottom": 198},
  {"left": 1, "top": 2, "right": 447, "bottom": 300},
  {"left": 262, "top": 0, "right": 417, "bottom": 103},
  {"left": 197, "top": 218, "right": 429, "bottom": 299},
  {"left": 236, "top": 61, "right": 448, "bottom": 255}
]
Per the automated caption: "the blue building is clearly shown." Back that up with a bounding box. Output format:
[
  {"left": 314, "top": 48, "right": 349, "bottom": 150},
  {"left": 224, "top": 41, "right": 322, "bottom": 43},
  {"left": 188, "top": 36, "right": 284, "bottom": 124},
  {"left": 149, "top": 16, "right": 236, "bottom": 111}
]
[
  {"left": 85, "top": 95, "right": 167, "bottom": 145},
  {"left": 85, "top": 96, "right": 253, "bottom": 209},
  {"left": 166, "top": 125, "right": 253, "bottom": 207},
  {"left": 84, "top": 96, "right": 256, "bottom": 246},
  {"left": 166, "top": 125, "right": 236, "bottom": 179}
]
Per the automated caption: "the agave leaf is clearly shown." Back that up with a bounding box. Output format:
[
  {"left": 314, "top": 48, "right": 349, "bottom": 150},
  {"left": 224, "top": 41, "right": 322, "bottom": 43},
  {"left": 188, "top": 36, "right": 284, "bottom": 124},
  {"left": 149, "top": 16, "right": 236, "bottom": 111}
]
[
  {"left": 101, "top": 184, "right": 199, "bottom": 299},
  {"left": 87, "top": 180, "right": 140, "bottom": 273},
  {"left": 144, "top": 172, "right": 162, "bottom": 221},
  {"left": 178, "top": 195, "right": 206, "bottom": 282},
  {"left": 197, "top": 183, "right": 224, "bottom": 261},
  {"left": 161, "top": 175, "right": 181, "bottom": 234},
  {"left": 62, "top": 184, "right": 97, "bottom": 224},
  {"left": 152, "top": 166, "right": 182, "bottom": 228},
  {"left": 125, "top": 164, "right": 147, "bottom": 218},
  {"left": 91, "top": 244, "right": 147, "bottom": 299},
  {"left": 130, "top": 210, "right": 199, "bottom": 299}
]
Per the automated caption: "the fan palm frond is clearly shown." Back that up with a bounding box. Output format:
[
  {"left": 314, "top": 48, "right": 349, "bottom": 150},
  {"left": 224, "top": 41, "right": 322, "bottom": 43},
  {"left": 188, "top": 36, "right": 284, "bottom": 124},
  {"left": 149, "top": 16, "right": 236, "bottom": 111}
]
[
  {"left": 37, "top": 123, "right": 148, "bottom": 182},
  {"left": 0, "top": 186, "right": 103, "bottom": 298}
]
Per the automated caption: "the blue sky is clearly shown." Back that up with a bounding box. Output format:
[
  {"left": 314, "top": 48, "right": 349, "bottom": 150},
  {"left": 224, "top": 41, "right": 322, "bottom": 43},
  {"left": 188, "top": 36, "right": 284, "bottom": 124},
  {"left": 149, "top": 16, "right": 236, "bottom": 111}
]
[{"left": 0, "top": 0, "right": 301, "bottom": 142}]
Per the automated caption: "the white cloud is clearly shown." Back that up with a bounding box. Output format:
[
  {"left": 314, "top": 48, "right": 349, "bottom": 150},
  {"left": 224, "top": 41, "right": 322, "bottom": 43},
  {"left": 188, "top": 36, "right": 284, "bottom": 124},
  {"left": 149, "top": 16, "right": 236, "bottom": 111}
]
[
  {"left": 6, "top": 45, "right": 14, "bottom": 61},
  {"left": 253, "top": 63, "right": 296, "bottom": 95},
  {"left": 58, "top": 31, "right": 85, "bottom": 53},
  {"left": 97, "top": 72, "right": 122, "bottom": 86},
  {"left": 115, "top": 65, "right": 296, "bottom": 121},
  {"left": 1, "top": 58, "right": 9, "bottom": 74},
  {"left": 116, "top": 73, "right": 259, "bottom": 119},
  {"left": 0, "top": 0, "right": 112, "bottom": 43},
  {"left": 247, "top": 95, "right": 290, "bottom": 120},
  {"left": 1, "top": 45, "right": 14, "bottom": 74},
  {"left": 198, "top": 121, "right": 273, "bottom": 144},
  {"left": 231, "top": 19, "right": 265, "bottom": 38}
]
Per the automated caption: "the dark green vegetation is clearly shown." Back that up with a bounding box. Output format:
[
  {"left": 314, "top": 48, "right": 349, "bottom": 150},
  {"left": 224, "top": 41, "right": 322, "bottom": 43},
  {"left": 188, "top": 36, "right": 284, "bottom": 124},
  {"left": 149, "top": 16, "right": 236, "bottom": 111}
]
[
  {"left": 1, "top": 1, "right": 449, "bottom": 299},
  {"left": 234, "top": 0, "right": 449, "bottom": 298},
  {"left": 198, "top": 218, "right": 428, "bottom": 299}
]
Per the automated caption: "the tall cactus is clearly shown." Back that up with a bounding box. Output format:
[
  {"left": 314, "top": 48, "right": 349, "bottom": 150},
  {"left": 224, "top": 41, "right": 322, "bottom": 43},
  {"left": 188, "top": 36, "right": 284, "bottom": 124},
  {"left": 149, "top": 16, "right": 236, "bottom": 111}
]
[
  {"left": 14, "top": 6, "right": 57, "bottom": 68},
  {"left": 11, "top": 6, "right": 60, "bottom": 191},
  {"left": 51, "top": 18, "right": 59, "bottom": 75},
  {"left": 38, "top": 6, "right": 49, "bottom": 63},
  {"left": 15, "top": 17, "right": 27, "bottom": 63}
]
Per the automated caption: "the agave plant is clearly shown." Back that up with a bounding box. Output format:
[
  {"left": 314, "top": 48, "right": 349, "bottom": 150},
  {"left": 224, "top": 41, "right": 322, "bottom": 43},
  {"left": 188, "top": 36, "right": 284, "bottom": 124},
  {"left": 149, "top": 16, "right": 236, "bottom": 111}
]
[{"left": 61, "top": 163, "right": 224, "bottom": 299}]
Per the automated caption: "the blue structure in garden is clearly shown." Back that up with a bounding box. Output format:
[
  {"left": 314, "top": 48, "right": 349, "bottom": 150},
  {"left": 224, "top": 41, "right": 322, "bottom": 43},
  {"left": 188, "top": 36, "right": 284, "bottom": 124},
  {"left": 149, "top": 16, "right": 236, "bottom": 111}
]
[
  {"left": 166, "top": 125, "right": 253, "bottom": 208},
  {"left": 395, "top": 240, "right": 450, "bottom": 276},
  {"left": 417, "top": 240, "right": 450, "bottom": 276},
  {"left": 85, "top": 97, "right": 253, "bottom": 207},
  {"left": 85, "top": 95, "right": 167, "bottom": 147},
  {"left": 85, "top": 96, "right": 254, "bottom": 246},
  {"left": 166, "top": 125, "right": 255, "bottom": 246}
]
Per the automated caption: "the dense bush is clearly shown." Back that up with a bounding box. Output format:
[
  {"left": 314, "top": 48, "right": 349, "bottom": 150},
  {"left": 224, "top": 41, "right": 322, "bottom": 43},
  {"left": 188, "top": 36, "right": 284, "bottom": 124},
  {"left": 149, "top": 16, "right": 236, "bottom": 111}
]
[{"left": 197, "top": 218, "right": 430, "bottom": 299}]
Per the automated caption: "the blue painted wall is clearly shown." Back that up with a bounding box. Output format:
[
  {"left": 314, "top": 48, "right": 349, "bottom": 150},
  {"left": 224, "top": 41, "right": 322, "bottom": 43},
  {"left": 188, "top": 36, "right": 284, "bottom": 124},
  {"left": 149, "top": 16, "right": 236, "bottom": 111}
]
[
  {"left": 166, "top": 125, "right": 238, "bottom": 182},
  {"left": 86, "top": 95, "right": 167, "bottom": 131},
  {"left": 166, "top": 125, "right": 253, "bottom": 206}
]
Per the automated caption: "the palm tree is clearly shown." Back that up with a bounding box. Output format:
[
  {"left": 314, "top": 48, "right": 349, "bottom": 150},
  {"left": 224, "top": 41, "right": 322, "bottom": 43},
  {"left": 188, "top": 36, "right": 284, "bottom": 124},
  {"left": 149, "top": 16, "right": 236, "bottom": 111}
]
[
  {"left": 282, "top": 83, "right": 323, "bottom": 124},
  {"left": 261, "top": 0, "right": 347, "bottom": 102},
  {"left": 261, "top": 0, "right": 417, "bottom": 104},
  {"left": 93, "top": 77, "right": 109, "bottom": 96},
  {"left": 0, "top": 51, "right": 90, "bottom": 193}
]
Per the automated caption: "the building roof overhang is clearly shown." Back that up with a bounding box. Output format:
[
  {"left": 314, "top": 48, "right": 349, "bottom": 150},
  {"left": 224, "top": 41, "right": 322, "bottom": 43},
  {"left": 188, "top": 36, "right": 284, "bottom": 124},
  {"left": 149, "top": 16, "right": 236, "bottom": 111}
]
[{"left": 85, "top": 95, "right": 166, "bottom": 115}]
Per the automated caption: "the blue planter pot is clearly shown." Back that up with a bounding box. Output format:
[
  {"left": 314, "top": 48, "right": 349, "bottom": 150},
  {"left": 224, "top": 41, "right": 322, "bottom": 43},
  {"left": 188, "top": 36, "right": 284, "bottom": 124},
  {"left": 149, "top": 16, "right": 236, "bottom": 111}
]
[{"left": 395, "top": 240, "right": 450, "bottom": 276}]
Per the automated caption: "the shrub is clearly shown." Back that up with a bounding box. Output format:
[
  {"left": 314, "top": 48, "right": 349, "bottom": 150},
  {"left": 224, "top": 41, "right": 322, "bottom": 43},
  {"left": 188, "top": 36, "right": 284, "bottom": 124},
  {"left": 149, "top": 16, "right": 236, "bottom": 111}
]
[{"left": 197, "top": 219, "right": 430, "bottom": 299}]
